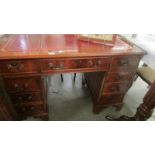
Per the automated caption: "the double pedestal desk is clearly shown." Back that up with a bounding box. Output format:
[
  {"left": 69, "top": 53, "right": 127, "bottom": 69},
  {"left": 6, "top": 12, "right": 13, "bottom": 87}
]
[{"left": 0, "top": 35, "right": 145, "bottom": 120}]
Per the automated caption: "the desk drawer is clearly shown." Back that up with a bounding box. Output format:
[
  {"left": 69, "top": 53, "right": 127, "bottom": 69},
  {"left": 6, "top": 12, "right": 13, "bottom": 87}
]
[
  {"left": 111, "top": 56, "right": 140, "bottom": 71},
  {"left": 99, "top": 94, "right": 123, "bottom": 105},
  {"left": 15, "top": 104, "right": 45, "bottom": 116},
  {"left": 10, "top": 93, "right": 42, "bottom": 105},
  {"left": 41, "top": 57, "right": 110, "bottom": 72},
  {"left": 105, "top": 72, "right": 134, "bottom": 83},
  {"left": 0, "top": 60, "right": 39, "bottom": 74},
  {"left": 4, "top": 76, "right": 41, "bottom": 92},
  {"left": 103, "top": 82, "right": 129, "bottom": 94}
]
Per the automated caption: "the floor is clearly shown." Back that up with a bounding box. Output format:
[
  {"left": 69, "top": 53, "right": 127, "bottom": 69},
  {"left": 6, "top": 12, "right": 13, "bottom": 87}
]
[{"left": 26, "top": 73, "right": 155, "bottom": 121}]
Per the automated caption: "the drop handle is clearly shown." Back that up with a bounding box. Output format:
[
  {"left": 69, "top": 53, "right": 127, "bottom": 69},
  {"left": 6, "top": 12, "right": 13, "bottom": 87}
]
[
  {"left": 94, "top": 60, "right": 102, "bottom": 68},
  {"left": 55, "top": 62, "right": 64, "bottom": 69},
  {"left": 88, "top": 60, "right": 93, "bottom": 66},
  {"left": 7, "top": 64, "right": 13, "bottom": 70},
  {"left": 18, "top": 64, "right": 24, "bottom": 71},
  {"left": 59, "top": 62, "right": 64, "bottom": 69},
  {"left": 28, "top": 96, "right": 32, "bottom": 100},
  {"left": 110, "top": 86, "right": 119, "bottom": 92},
  {"left": 97, "top": 60, "right": 102, "bottom": 65},
  {"left": 24, "top": 83, "right": 29, "bottom": 88},
  {"left": 30, "top": 106, "right": 35, "bottom": 111},
  {"left": 14, "top": 83, "right": 19, "bottom": 88},
  {"left": 48, "top": 63, "right": 54, "bottom": 69}
]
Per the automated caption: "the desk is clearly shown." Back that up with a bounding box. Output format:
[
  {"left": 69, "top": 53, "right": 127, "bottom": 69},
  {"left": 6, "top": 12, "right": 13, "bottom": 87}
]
[{"left": 0, "top": 34, "right": 145, "bottom": 120}]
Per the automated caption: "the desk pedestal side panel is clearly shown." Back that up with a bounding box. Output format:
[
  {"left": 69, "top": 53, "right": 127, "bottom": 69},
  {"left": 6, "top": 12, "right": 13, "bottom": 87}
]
[
  {"left": 0, "top": 76, "right": 16, "bottom": 121},
  {"left": 0, "top": 96, "right": 13, "bottom": 121}
]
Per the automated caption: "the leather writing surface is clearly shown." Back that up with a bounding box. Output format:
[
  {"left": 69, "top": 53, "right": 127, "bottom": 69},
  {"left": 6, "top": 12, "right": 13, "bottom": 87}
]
[{"left": 0, "top": 34, "right": 142, "bottom": 60}]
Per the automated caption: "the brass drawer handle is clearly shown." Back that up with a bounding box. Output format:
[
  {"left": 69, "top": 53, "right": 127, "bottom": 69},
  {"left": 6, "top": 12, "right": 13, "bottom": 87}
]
[
  {"left": 88, "top": 60, "right": 93, "bottom": 66},
  {"left": 7, "top": 63, "right": 24, "bottom": 71},
  {"left": 14, "top": 83, "right": 19, "bottom": 88},
  {"left": 7, "top": 64, "right": 13, "bottom": 70},
  {"left": 54, "top": 62, "right": 64, "bottom": 70},
  {"left": 97, "top": 60, "right": 102, "bottom": 65},
  {"left": 18, "top": 64, "right": 24, "bottom": 71},
  {"left": 59, "top": 62, "right": 64, "bottom": 69},
  {"left": 24, "top": 83, "right": 29, "bottom": 88},
  {"left": 48, "top": 63, "right": 54, "bottom": 69}
]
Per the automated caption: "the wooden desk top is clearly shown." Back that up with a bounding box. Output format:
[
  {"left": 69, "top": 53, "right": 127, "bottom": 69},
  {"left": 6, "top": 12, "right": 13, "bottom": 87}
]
[{"left": 0, "top": 34, "right": 145, "bottom": 60}]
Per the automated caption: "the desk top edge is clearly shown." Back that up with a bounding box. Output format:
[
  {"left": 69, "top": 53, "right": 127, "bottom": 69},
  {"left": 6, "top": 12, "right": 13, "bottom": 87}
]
[{"left": 0, "top": 34, "right": 145, "bottom": 60}]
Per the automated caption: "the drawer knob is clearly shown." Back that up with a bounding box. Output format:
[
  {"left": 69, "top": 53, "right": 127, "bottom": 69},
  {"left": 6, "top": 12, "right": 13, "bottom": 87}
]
[{"left": 48, "top": 63, "right": 54, "bottom": 69}]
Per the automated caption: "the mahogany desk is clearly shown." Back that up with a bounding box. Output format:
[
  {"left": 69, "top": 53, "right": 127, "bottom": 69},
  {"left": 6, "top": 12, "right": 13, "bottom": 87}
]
[{"left": 0, "top": 34, "right": 145, "bottom": 120}]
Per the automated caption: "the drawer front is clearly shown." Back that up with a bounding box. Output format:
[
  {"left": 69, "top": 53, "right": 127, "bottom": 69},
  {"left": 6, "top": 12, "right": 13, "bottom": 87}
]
[
  {"left": 4, "top": 77, "right": 41, "bottom": 92},
  {"left": 103, "top": 82, "right": 130, "bottom": 94},
  {"left": 105, "top": 72, "right": 134, "bottom": 83},
  {"left": 10, "top": 93, "right": 42, "bottom": 105},
  {"left": 99, "top": 94, "right": 123, "bottom": 105},
  {"left": 15, "top": 104, "right": 45, "bottom": 116},
  {"left": 0, "top": 60, "right": 39, "bottom": 74},
  {"left": 41, "top": 57, "right": 110, "bottom": 72},
  {"left": 111, "top": 56, "right": 140, "bottom": 71}
]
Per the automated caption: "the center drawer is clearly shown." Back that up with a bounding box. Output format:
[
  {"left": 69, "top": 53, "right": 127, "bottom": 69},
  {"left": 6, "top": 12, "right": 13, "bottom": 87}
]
[
  {"left": 41, "top": 57, "right": 111, "bottom": 72},
  {"left": 4, "top": 76, "right": 41, "bottom": 92}
]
